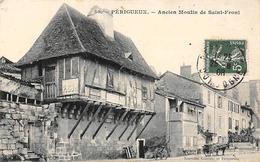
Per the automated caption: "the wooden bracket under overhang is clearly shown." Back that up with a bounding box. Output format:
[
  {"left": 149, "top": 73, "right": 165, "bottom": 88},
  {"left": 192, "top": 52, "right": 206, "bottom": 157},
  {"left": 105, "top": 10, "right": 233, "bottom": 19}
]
[
  {"left": 127, "top": 113, "right": 146, "bottom": 141},
  {"left": 106, "top": 109, "right": 129, "bottom": 140},
  {"left": 135, "top": 113, "right": 155, "bottom": 140},
  {"left": 92, "top": 107, "right": 113, "bottom": 139},
  {"left": 80, "top": 102, "right": 104, "bottom": 139},
  {"left": 119, "top": 112, "right": 140, "bottom": 140},
  {"left": 67, "top": 101, "right": 92, "bottom": 139}
]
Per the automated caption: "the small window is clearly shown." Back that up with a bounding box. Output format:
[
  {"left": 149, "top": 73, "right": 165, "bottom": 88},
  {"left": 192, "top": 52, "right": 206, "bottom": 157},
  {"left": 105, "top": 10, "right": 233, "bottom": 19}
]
[
  {"left": 39, "top": 64, "right": 43, "bottom": 76},
  {"left": 107, "top": 68, "right": 114, "bottom": 89},
  {"left": 125, "top": 52, "right": 133, "bottom": 61},
  {"left": 207, "top": 114, "right": 211, "bottom": 130},
  {"left": 71, "top": 57, "right": 79, "bottom": 77},
  {"left": 217, "top": 96, "right": 222, "bottom": 108},
  {"left": 169, "top": 99, "right": 177, "bottom": 109},
  {"left": 93, "top": 66, "right": 101, "bottom": 86},
  {"left": 186, "top": 136, "right": 191, "bottom": 147},
  {"left": 228, "top": 117, "right": 232, "bottom": 129},
  {"left": 218, "top": 116, "right": 222, "bottom": 129},
  {"left": 141, "top": 85, "right": 148, "bottom": 100},
  {"left": 65, "top": 58, "right": 71, "bottom": 79},
  {"left": 235, "top": 120, "right": 239, "bottom": 130},
  {"left": 242, "top": 119, "right": 246, "bottom": 128},
  {"left": 45, "top": 66, "right": 55, "bottom": 83},
  {"left": 228, "top": 101, "right": 231, "bottom": 111}
]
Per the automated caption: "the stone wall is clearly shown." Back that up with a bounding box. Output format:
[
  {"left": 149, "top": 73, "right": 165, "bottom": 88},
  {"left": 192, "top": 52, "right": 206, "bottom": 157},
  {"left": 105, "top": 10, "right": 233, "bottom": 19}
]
[
  {"left": 0, "top": 100, "right": 142, "bottom": 161},
  {"left": 139, "top": 93, "right": 166, "bottom": 139},
  {"left": 0, "top": 100, "right": 44, "bottom": 160},
  {"left": 51, "top": 115, "right": 137, "bottom": 160}
]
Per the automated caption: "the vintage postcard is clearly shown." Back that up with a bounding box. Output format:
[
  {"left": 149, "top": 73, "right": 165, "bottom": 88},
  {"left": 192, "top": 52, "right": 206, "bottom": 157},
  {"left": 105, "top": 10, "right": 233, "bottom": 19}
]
[{"left": 0, "top": 0, "right": 260, "bottom": 161}]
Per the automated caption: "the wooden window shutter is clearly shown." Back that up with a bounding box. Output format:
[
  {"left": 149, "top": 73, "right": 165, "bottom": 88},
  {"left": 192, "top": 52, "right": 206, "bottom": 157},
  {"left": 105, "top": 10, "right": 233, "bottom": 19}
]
[
  {"left": 107, "top": 68, "right": 114, "bottom": 89},
  {"left": 71, "top": 57, "right": 79, "bottom": 77},
  {"left": 65, "top": 57, "right": 71, "bottom": 79},
  {"left": 85, "top": 60, "right": 96, "bottom": 86},
  {"left": 93, "top": 64, "right": 101, "bottom": 86}
]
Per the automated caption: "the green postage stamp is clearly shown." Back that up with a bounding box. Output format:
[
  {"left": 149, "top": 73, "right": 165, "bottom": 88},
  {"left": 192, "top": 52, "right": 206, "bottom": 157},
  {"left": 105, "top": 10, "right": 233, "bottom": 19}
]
[
  {"left": 205, "top": 40, "right": 246, "bottom": 74},
  {"left": 197, "top": 40, "right": 247, "bottom": 90}
]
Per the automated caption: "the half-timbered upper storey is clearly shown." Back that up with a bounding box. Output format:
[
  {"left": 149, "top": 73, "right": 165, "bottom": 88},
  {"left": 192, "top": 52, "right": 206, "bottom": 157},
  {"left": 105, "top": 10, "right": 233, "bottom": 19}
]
[{"left": 16, "top": 4, "right": 157, "bottom": 112}]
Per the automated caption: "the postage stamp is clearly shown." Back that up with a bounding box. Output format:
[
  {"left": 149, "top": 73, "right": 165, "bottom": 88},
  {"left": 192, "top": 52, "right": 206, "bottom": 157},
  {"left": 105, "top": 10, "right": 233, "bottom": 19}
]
[
  {"left": 197, "top": 40, "right": 247, "bottom": 90},
  {"left": 205, "top": 40, "right": 246, "bottom": 74}
]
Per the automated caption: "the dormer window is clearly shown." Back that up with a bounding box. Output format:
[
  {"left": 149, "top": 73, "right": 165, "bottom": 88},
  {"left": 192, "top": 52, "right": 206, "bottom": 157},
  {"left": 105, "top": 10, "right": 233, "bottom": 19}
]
[{"left": 125, "top": 52, "right": 133, "bottom": 61}]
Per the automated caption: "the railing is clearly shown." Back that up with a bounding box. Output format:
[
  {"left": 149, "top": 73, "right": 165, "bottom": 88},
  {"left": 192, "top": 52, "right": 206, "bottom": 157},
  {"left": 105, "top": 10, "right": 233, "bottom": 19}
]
[
  {"left": 44, "top": 82, "right": 56, "bottom": 99},
  {"left": 170, "top": 112, "right": 197, "bottom": 122},
  {"left": 170, "top": 112, "right": 183, "bottom": 121}
]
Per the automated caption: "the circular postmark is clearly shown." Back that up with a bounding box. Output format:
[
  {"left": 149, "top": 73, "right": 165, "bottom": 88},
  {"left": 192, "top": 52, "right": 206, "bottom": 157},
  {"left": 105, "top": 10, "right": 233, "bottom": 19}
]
[{"left": 197, "top": 40, "right": 247, "bottom": 90}]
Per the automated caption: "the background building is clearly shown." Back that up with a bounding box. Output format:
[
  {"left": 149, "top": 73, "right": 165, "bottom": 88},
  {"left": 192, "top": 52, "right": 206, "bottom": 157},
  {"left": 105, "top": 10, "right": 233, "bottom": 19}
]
[{"left": 237, "top": 80, "right": 260, "bottom": 137}]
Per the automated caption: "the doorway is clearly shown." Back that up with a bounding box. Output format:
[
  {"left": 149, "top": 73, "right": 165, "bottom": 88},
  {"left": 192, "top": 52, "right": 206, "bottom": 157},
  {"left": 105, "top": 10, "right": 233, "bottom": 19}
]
[{"left": 137, "top": 139, "right": 145, "bottom": 158}]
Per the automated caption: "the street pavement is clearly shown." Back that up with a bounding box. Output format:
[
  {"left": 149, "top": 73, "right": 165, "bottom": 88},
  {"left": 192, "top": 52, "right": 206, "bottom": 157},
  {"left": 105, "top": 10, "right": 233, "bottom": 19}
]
[{"left": 78, "top": 151, "right": 260, "bottom": 162}]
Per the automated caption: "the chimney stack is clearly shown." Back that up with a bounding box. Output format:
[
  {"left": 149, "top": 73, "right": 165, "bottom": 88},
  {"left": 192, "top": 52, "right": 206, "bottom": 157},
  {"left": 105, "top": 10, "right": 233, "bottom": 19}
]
[
  {"left": 180, "top": 65, "right": 191, "bottom": 78},
  {"left": 88, "top": 6, "right": 114, "bottom": 40}
]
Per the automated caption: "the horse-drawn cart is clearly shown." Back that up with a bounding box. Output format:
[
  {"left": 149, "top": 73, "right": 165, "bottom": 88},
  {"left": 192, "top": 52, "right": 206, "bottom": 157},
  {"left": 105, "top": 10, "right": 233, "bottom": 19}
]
[{"left": 202, "top": 143, "right": 229, "bottom": 156}]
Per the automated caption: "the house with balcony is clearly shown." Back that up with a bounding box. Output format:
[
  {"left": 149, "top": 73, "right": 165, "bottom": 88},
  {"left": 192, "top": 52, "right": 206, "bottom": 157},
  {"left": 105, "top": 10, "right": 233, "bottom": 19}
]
[
  {"left": 140, "top": 71, "right": 205, "bottom": 156},
  {"left": 15, "top": 4, "right": 157, "bottom": 160}
]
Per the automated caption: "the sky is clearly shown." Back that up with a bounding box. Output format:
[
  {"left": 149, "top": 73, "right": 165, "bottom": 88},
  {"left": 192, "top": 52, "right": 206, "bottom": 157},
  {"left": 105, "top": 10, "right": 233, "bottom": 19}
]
[{"left": 0, "top": 0, "right": 259, "bottom": 80}]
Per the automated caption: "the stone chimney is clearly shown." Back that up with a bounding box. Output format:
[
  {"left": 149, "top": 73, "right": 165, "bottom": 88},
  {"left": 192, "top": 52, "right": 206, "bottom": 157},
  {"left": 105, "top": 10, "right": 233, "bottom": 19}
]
[
  {"left": 88, "top": 6, "right": 114, "bottom": 40},
  {"left": 180, "top": 65, "right": 191, "bottom": 78}
]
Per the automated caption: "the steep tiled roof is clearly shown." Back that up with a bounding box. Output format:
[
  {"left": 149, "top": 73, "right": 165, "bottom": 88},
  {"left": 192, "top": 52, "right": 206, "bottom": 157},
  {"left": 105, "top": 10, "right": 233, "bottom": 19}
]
[
  {"left": 0, "top": 63, "right": 21, "bottom": 74},
  {"left": 157, "top": 71, "right": 202, "bottom": 103},
  {"left": 0, "top": 56, "right": 13, "bottom": 64},
  {"left": 16, "top": 4, "right": 157, "bottom": 79},
  {"left": 0, "top": 57, "right": 21, "bottom": 74}
]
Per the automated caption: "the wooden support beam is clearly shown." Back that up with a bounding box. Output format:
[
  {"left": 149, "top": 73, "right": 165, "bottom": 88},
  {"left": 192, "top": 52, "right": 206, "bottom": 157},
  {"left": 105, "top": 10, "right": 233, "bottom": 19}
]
[
  {"left": 119, "top": 112, "right": 139, "bottom": 140},
  {"left": 92, "top": 107, "right": 113, "bottom": 139},
  {"left": 127, "top": 114, "right": 145, "bottom": 141},
  {"left": 80, "top": 103, "right": 103, "bottom": 139},
  {"left": 135, "top": 114, "right": 155, "bottom": 140},
  {"left": 106, "top": 109, "right": 129, "bottom": 140},
  {"left": 67, "top": 102, "right": 91, "bottom": 139}
]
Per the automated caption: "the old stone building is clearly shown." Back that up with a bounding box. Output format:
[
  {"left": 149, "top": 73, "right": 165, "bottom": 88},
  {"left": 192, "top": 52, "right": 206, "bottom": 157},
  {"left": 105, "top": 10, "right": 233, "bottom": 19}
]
[
  {"left": 141, "top": 71, "right": 205, "bottom": 156},
  {"left": 11, "top": 3, "right": 157, "bottom": 160},
  {"left": 0, "top": 70, "right": 43, "bottom": 160}
]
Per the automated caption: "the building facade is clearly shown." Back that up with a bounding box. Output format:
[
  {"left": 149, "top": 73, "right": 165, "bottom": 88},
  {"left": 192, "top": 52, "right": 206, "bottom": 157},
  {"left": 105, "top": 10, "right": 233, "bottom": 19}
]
[
  {"left": 141, "top": 71, "right": 205, "bottom": 156},
  {"left": 237, "top": 80, "right": 260, "bottom": 137},
  {"left": 142, "top": 68, "right": 254, "bottom": 156}
]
